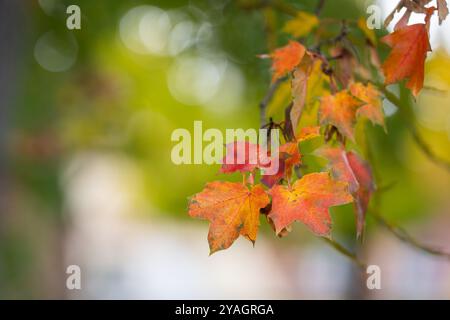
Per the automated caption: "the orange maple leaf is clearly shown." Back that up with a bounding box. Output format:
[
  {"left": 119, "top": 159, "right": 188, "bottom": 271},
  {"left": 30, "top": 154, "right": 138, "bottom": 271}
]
[
  {"left": 315, "top": 146, "right": 375, "bottom": 238},
  {"left": 260, "top": 128, "right": 319, "bottom": 188},
  {"left": 220, "top": 141, "right": 260, "bottom": 174},
  {"left": 381, "top": 23, "right": 431, "bottom": 97},
  {"left": 261, "top": 142, "right": 301, "bottom": 187},
  {"left": 270, "top": 41, "right": 306, "bottom": 82},
  {"left": 189, "top": 182, "right": 270, "bottom": 254},
  {"left": 318, "top": 90, "right": 362, "bottom": 141},
  {"left": 350, "top": 82, "right": 386, "bottom": 130},
  {"left": 268, "top": 172, "right": 353, "bottom": 237},
  {"left": 297, "top": 126, "right": 321, "bottom": 141}
]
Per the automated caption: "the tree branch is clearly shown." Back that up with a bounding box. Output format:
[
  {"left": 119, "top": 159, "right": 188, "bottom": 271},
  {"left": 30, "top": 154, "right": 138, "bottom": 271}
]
[
  {"left": 315, "top": 0, "right": 326, "bottom": 16},
  {"left": 370, "top": 209, "right": 450, "bottom": 260},
  {"left": 377, "top": 85, "right": 450, "bottom": 173},
  {"left": 365, "top": 124, "right": 450, "bottom": 261},
  {"left": 322, "top": 237, "right": 367, "bottom": 270}
]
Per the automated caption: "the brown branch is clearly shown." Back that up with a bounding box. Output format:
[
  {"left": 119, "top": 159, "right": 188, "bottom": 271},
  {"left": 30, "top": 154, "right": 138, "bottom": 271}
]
[
  {"left": 322, "top": 238, "right": 367, "bottom": 270},
  {"left": 409, "top": 126, "right": 450, "bottom": 172},
  {"left": 315, "top": 0, "right": 326, "bottom": 16},
  {"left": 365, "top": 124, "right": 450, "bottom": 261},
  {"left": 378, "top": 85, "right": 450, "bottom": 173},
  {"left": 370, "top": 210, "right": 450, "bottom": 260},
  {"left": 311, "top": 20, "right": 348, "bottom": 52}
]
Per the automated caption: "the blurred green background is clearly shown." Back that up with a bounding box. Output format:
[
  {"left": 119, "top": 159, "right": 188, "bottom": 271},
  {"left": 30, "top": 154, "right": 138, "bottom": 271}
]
[{"left": 0, "top": 0, "right": 449, "bottom": 299}]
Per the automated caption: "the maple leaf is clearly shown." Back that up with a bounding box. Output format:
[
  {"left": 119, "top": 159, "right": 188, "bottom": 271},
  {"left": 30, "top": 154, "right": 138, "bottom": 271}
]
[
  {"left": 437, "top": 0, "right": 449, "bottom": 24},
  {"left": 189, "top": 182, "right": 270, "bottom": 254},
  {"left": 318, "top": 90, "right": 362, "bottom": 141},
  {"left": 350, "top": 82, "right": 386, "bottom": 129},
  {"left": 381, "top": 24, "right": 431, "bottom": 97},
  {"left": 260, "top": 126, "right": 320, "bottom": 187},
  {"left": 220, "top": 141, "right": 260, "bottom": 174},
  {"left": 315, "top": 146, "right": 375, "bottom": 237},
  {"left": 283, "top": 11, "right": 319, "bottom": 38},
  {"left": 346, "top": 151, "right": 375, "bottom": 237},
  {"left": 331, "top": 47, "right": 356, "bottom": 88},
  {"left": 266, "top": 80, "right": 292, "bottom": 117},
  {"left": 297, "top": 126, "right": 321, "bottom": 141},
  {"left": 270, "top": 41, "right": 306, "bottom": 82},
  {"left": 291, "top": 54, "right": 314, "bottom": 131},
  {"left": 261, "top": 142, "right": 301, "bottom": 187},
  {"left": 268, "top": 172, "right": 353, "bottom": 237}
]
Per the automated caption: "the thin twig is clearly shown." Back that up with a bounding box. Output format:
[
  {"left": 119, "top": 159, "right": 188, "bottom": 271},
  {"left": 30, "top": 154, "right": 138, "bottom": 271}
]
[
  {"left": 409, "top": 126, "right": 450, "bottom": 172},
  {"left": 311, "top": 20, "right": 348, "bottom": 52},
  {"left": 378, "top": 85, "right": 450, "bottom": 173},
  {"left": 370, "top": 210, "right": 450, "bottom": 260},
  {"left": 315, "top": 0, "right": 326, "bottom": 16},
  {"left": 322, "top": 237, "right": 367, "bottom": 270},
  {"left": 365, "top": 126, "right": 450, "bottom": 261},
  {"left": 259, "top": 76, "right": 287, "bottom": 127}
]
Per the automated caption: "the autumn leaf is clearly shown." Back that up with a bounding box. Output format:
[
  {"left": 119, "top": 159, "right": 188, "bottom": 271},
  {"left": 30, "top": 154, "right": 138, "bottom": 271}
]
[
  {"left": 220, "top": 141, "right": 260, "bottom": 174},
  {"left": 291, "top": 56, "right": 329, "bottom": 132},
  {"left": 266, "top": 80, "right": 291, "bottom": 117},
  {"left": 315, "top": 146, "right": 375, "bottom": 237},
  {"left": 331, "top": 46, "right": 355, "bottom": 88},
  {"left": 189, "top": 182, "right": 270, "bottom": 254},
  {"left": 261, "top": 142, "right": 301, "bottom": 187},
  {"left": 269, "top": 41, "right": 306, "bottom": 82},
  {"left": 283, "top": 11, "right": 319, "bottom": 38},
  {"left": 381, "top": 23, "right": 431, "bottom": 97},
  {"left": 268, "top": 172, "right": 353, "bottom": 237},
  {"left": 318, "top": 90, "right": 362, "bottom": 141},
  {"left": 315, "top": 147, "right": 359, "bottom": 193},
  {"left": 291, "top": 53, "right": 314, "bottom": 130},
  {"left": 346, "top": 151, "right": 375, "bottom": 237},
  {"left": 278, "top": 142, "right": 301, "bottom": 177},
  {"left": 297, "top": 126, "right": 321, "bottom": 141},
  {"left": 307, "top": 59, "right": 329, "bottom": 100},
  {"left": 350, "top": 82, "right": 386, "bottom": 129},
  {"left": 260, "top": 158, "right": 286, "bottom": 188},
  {"left": 437, "top": 0, "right": 449, "bottom": 24}
]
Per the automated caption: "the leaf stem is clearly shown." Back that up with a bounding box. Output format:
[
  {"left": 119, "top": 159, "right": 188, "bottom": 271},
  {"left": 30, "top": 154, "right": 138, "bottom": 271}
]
[{"left": 322, "top": 237, "right": 367, "bottom": 270}]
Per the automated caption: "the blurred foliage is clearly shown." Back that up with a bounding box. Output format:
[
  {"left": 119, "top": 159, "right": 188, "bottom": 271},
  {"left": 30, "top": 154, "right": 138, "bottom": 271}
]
[{"left": 1, "top": 0, "right": 449, "bottom": 298}]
